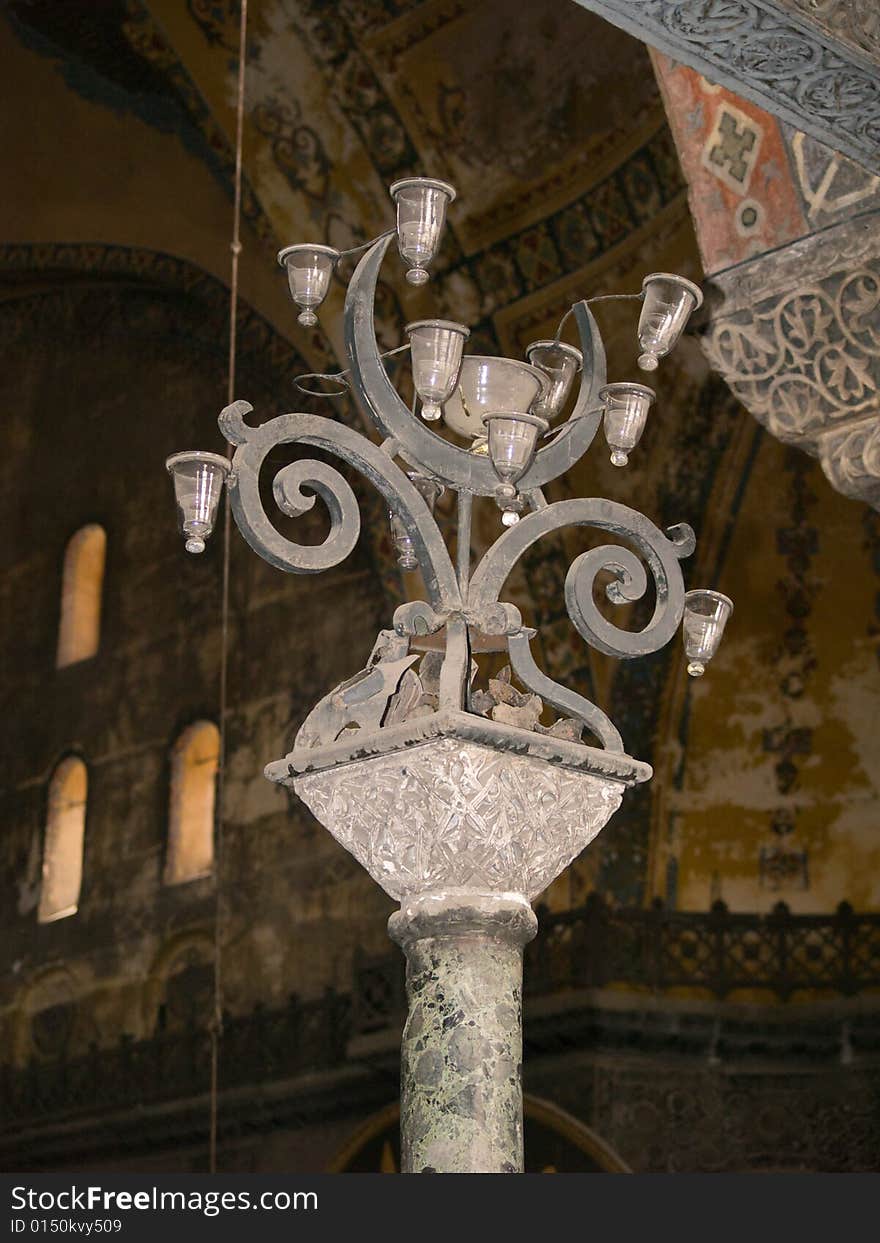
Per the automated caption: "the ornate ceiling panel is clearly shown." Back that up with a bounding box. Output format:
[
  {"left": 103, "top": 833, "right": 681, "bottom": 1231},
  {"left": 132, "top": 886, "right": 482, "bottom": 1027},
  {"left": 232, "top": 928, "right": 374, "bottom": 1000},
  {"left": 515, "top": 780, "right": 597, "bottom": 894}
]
[{"left": 571, "top": 0, "right": 880, "bottom": 174}]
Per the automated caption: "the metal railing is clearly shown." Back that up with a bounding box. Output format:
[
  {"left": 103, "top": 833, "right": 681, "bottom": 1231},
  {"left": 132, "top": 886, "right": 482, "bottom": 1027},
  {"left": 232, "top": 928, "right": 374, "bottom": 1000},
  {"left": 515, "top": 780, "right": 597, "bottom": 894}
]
[
  {"left": 4, "top": 897, "right": 879, "bottom": 1127},
  {"left": 1, "top": 991, "right": 349, "bottom": 1127},
  {"left": 351, "top": 896, "right": 880, "bottom": 1030},
  {"left": 527, "top": 895, "right": 880, "bottom": 1000}
]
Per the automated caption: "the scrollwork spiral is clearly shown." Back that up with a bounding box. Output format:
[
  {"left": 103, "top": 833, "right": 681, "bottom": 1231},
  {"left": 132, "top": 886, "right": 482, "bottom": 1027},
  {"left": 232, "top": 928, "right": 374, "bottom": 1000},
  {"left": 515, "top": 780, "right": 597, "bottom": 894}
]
[
  {"left": 469, "top": 498, "right": 692, "bottom": 660},
  {"left": 565, "top": 544, "right": 676, "bottom": 658},
  {"left": 219, "top": 402, "right": 461, "bottom": 607}
]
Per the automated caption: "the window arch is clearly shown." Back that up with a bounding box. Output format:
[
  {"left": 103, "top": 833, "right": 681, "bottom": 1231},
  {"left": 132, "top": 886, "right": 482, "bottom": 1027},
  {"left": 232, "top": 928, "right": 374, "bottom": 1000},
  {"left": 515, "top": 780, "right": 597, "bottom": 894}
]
[
  {"left": 56, "top": 525, "right": 106, "bottom": 668},
  {"left": 166, "top": 722, "right": 220, "bottom": 885},
  {"left": 39, "top": 757, "right": 87, "bottom": 923}
]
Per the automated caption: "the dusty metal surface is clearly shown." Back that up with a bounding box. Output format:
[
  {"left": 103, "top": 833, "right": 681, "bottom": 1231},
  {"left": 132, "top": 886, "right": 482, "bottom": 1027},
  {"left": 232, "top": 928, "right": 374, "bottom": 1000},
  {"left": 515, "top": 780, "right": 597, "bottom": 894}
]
[
  {"left": 343, "top": 235, "right": 608, "bottom": 497},
  {"left": 220, "top": 400, "right": 461, "bottom": 607},
  {"left": 270, "top": 711, "right": 652, "bottom": 787}
]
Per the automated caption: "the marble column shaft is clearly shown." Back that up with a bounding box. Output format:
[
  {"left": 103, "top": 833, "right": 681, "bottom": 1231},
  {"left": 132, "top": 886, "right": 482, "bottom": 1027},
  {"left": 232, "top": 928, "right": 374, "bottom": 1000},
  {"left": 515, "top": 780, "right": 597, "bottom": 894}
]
[{"left": 388, "top": 893, "right": 537, "bottom": 1174}]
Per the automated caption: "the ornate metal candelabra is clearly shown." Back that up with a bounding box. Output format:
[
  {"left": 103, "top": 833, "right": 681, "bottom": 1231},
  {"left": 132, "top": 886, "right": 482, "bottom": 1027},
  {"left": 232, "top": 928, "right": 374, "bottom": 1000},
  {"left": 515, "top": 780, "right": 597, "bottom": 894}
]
[{"left": 167, "top": 178, "right": 732, "bottom": 1174}]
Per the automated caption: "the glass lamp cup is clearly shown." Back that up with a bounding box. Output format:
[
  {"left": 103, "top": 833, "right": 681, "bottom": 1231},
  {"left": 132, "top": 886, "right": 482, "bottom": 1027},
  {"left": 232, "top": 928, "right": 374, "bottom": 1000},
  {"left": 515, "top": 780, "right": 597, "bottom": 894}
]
[
  {"left": 525, "top": 340, "right": 583, "bottom": 423},
  {"left": 599, "top": 382, "right": 655, "bottom": 467},
  {"left": 637, "top": 272, "right": 703, "bottom": 371},
  {"left": 442, "top": 357, "right": 547, "bottom": 439},
  {"left": 406, "top": 319, "right": 469, "bottom": 422},
  {"left": 389, "top": 474, "right": 444, "bottom": 570},
  {"left": 166, "top": 451, "right": 231, "bottom": 555},
  {"left": 682, "top": 589, "right": 733, "bottom": 677},
  {"left": 277, "top": 244, "right": 341, "bottom": 327},
  {"left": 389, "top": 178, "right": 456, "bottom": 286},
  {"left": 482, "top": 412, "right": 549, "bottom": 487}
]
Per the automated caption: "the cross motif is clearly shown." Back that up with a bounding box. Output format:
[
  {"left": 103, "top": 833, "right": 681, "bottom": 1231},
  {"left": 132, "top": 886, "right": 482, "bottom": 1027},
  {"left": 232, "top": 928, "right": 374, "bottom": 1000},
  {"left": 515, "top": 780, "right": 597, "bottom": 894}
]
[
  {"left": 702, "top": 105, "right": 763, "bottom": 193},
  {"left": 709, "top": 110, "right": 758, "bottom": 183}
]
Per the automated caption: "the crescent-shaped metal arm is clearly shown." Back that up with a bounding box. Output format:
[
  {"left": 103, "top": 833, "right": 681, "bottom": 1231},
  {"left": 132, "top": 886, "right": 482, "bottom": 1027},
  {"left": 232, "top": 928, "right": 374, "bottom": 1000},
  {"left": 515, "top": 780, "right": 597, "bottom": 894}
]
[
  {"left": 343, "top": 236, "right": 607, "bottom": 496},
  {"left": 469, "top": 498, "right": 693, "bottom": 659},
  {"left": 219, "top": 400, "right": 461, "bottom": 611}
]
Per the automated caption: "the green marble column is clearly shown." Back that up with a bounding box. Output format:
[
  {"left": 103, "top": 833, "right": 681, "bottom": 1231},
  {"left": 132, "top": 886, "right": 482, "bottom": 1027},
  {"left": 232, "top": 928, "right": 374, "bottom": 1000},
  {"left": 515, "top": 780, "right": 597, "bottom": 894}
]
[{"left": 388, "top": 892, "right": 537, "bottom": 1174}]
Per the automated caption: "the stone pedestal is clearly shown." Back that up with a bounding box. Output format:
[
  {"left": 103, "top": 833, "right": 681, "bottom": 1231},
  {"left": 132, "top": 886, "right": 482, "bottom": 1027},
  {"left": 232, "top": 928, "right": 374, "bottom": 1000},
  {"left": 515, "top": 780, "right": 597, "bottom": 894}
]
[{"left": 388, "top": 892, "right": 537, "bottom": 1174}]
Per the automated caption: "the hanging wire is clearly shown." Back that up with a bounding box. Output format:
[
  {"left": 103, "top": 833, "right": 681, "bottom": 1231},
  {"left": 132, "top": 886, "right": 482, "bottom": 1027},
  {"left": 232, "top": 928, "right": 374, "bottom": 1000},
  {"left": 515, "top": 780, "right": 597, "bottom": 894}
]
[
  {"left": 336, "top": 228, "right": 396, "bottom": 260},
  {"left": 552, "top": 292, "right": 644, "bottom": 342},
  {"left": 210, "top": 0, "right": 248, "bottom": 1178},
  {"left": 293, "top": 343, "right": 411, "bottom": 397},
  {"left": 293, "top": 371, "right": 351, "bottom": 398}
]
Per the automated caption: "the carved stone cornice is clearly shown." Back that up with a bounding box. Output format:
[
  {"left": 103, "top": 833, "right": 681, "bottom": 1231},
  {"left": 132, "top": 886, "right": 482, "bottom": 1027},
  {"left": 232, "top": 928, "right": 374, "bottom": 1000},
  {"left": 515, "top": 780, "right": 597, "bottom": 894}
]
[
  {"left": 703, "top": 213, "right": 878, "bottom": 317},
  {"left": 698, "top": 210, "right": 880, "bottom": 507},
  {"left": 779, "top": 1, "right": 880, "bottom": 64},
  {"left": 571, "top": 1, "right": 880, "bottom": 173}
]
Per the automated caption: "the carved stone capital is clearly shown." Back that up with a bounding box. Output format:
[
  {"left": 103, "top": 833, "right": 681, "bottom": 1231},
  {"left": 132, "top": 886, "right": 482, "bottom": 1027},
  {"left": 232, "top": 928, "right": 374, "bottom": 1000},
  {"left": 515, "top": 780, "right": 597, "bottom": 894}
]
[
  {"left": 818, "top": 415, "right": 880, "bottom": 508},
  {"left": 699, "top": 211, "right": 880, "bottom": 507}
]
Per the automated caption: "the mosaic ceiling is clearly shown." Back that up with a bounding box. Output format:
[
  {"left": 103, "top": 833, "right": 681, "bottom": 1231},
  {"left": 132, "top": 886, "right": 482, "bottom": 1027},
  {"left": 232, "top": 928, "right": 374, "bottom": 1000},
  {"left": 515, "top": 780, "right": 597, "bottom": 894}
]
[{"left": 5, "top": 0, "right": 681, "bottom": 363}]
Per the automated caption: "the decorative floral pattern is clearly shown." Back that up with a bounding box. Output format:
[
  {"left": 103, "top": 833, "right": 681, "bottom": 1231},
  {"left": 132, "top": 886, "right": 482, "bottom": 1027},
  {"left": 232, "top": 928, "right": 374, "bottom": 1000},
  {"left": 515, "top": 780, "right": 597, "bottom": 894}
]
[
  {"left": 286, "top": 0, "right": 418, "bottom": 185},
  {"left": 700, "top": 216, "right": 880, "bottom": 508},
  {"left": 251, "top": 96, "right": 332, "bottom": 203},
  {"left": 705, "top": 263, "right": 880, "bottom": 445},
  {"left": 786, "top": 0, "right": 880, "bottom": 62},
  {"left": 821, "top": 415, "right": 880, "bottom": 508}
]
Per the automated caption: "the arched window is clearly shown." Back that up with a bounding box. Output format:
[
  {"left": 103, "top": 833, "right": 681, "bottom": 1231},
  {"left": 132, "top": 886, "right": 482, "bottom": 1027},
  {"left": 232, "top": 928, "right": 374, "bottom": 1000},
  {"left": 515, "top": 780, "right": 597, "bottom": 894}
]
[
  {"left": 56, "top": 525, "right": 106, "bottom": 668},
  {"left": 166, "top": 722, "right": 219, "bottom": 885},
  {"left": 39, "top": 758, "right": 87, "bottom": 923}
]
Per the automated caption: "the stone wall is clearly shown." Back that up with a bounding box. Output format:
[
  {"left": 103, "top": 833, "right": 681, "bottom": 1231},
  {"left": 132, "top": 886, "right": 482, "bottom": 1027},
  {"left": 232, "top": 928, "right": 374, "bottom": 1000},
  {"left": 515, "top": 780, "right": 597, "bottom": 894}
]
[{"left": 0, "top": 265, "right": 390, "bottom": 1066}]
